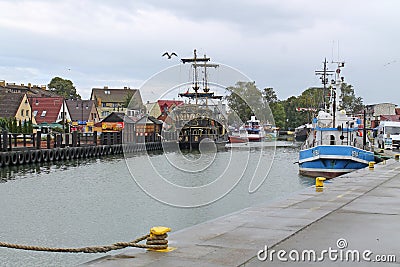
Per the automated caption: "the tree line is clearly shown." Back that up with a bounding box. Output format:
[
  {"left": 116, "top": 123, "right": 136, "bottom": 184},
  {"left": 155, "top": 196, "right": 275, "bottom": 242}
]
[
  {"left": 226, "top": 81, "right": 364, "bottom": 130},
  {"left": 0, "top": 117, "right": 34, "bottom": 133}
]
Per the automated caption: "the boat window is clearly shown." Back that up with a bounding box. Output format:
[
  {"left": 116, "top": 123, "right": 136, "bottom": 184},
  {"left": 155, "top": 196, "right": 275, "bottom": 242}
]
[{"left": 330, "top": 135, "right": 335, "bottom": 145}]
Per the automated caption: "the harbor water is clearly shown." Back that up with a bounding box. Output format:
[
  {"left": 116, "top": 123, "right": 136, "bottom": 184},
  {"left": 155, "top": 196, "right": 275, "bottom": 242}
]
[{"left": 0, "top": 143, "right": 313, "bottom": 266}]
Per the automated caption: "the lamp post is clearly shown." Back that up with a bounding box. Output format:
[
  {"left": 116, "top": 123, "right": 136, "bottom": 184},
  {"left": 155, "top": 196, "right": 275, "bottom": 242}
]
[{"left": 76, "top": 100, "right": 89, "bottom": 133}]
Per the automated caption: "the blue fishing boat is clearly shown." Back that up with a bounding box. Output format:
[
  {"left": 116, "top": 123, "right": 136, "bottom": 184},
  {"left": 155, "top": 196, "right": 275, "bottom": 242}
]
[{"left": 299, "top": 60, "right": 374, "bottom": 178}]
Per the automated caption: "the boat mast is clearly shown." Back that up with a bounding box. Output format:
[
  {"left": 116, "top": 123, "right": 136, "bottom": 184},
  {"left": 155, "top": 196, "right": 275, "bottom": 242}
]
[
  {"left": 331, "top": 60, "right": 345, "bottom": 128},
  {"left": 315, "top": 58, "right": 334, "bottom": 112},
  {"left": 203, "top": 54, "right": 209, "bottom": 106},
  {"left": 181, "top": 49, "right": 210, "bottom": 106}
]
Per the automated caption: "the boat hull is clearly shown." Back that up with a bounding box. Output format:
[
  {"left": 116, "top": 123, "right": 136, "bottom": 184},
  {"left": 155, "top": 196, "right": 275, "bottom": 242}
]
[
  {"left": 299, "top": 145, "right": 374, "bottom": 178},
  {"left": 228, "top": 135, "right": 248, "bottom": 143}
]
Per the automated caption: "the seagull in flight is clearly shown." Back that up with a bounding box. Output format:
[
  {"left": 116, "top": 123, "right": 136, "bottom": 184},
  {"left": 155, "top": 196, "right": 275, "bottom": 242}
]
[
  {"left": 383, "top": 60, "right": 397, "bottom": 67},
  {"left": 162, "top": 52, "right": 178, "bottom": 59}
]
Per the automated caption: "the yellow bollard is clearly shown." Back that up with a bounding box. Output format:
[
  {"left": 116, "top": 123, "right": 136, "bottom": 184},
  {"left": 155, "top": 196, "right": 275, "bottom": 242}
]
[
  {"left": 147, "top": 226, "right": 175, "bottom": 252},
  {"left": 368, "top": 161, "right": 375, "bottom": 169},
  {"left": 150, "top": 226, "right": 171, "bottom": 236},
  {"left": 315, "top": 177, "right": 326, "bottom": 188},
  {"left": 395, "top": 154, "right": 400, "bottom": 161}
]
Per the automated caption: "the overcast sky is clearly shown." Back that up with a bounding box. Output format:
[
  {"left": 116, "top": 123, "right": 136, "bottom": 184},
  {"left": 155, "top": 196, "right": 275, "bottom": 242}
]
[{"left": 0, "top": 0, "right": 399, "bottom": 106}]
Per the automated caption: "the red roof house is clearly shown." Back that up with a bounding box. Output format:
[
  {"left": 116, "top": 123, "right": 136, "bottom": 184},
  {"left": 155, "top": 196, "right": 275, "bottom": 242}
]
[{"left": 28, "top": 97, "right": 71, "bottom": 124}]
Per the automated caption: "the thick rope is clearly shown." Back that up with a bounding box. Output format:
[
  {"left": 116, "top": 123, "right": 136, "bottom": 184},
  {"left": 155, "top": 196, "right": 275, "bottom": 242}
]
[{"left": 0, "top": 233, "right": 169, "bottom": 253}]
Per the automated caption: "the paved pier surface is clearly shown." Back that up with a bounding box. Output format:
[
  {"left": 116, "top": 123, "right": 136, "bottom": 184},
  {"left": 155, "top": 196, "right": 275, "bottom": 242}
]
[{"left": 86, "top": 160, "right": 400, "bottom": 266}]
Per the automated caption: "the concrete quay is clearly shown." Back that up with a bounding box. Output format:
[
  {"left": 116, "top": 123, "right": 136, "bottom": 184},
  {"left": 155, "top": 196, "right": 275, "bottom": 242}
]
[{"left": 86, "top": 159, "right": 400, "bottom": 266}]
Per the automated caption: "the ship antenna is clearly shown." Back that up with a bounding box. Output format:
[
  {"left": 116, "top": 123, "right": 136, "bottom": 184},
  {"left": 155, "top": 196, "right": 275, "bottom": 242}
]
[{"left": 315, "top": 58, "right": 334, "bottom": 112}]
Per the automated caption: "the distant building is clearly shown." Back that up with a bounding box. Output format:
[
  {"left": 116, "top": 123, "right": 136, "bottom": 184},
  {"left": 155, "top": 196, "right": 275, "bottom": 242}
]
[
  {"left": 0, "top": 91, "right": 37, "bottom": 124},
  {"left": 90, "top": 86, "right": 144, "bottom": 120},
  {"left": 66, "top": 99, "right": 99, "bottom": 133},
  {"left": 0, "top": 80, "right": 60, "bottom": 97},
  {"left": 100, "top": 112, "right": 136, "bottom": 145},
  {"left": 365, "top": 103, "right": 398, "bottom": 128},
  {"left": 135, "top": 115, "right": 162, "bottom": 143}
]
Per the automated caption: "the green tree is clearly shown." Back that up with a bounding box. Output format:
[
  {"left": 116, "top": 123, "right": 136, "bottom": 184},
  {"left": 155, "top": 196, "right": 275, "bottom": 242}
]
[
  {"left": 0, "top": 118, "right": 8, "bottom": 131},
  {"left": 17, "top": 119, "right": 23, "bottom": 133},
  {"left": 11, "top": 117, "right": 18, "bottom": 133},
  {"left": 124, "top": 92, "right": 133, "bottom": 108},
  {"left": 226, "top": 81, "right": 271, "bottom": 124},
  {"left": 28, "top": 118, "right": 33, "bottom": 133},
  {"left": 263, "top": 87, "right": 278, "bottom": 103},
  {"left": 282, "top": 96, "right": 304, "bottom": 130},
  {"left": 48, "top": 77, "right": 81, "bottom": 99},
  {"left": 23, "top": 119, "right": 28, "bottom": 134},
  {"left": 339, "top": 83, "right": 364, "bottom": 115},
  {"left": 270, "top": 102, "right": 286, "bottom": 128},
  {"left": 262, "top": 87, "right": 286, "bottom": 128}
]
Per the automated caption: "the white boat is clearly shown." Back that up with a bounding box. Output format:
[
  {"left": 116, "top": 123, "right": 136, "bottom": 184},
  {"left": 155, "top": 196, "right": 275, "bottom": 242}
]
[
  {"left": 228, "top": 116, "right": 277, "bottom": 143},
  {"left": 299, "top": 60, "right": 374, "bottom": 178}
]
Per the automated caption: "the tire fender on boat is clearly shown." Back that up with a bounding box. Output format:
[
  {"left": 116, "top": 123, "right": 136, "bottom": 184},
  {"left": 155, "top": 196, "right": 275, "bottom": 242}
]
[
  {"left": 30, "top": 150, "right": 37, "bottom": 163},
  {"left": 17, "top": 151, "right": 25, "bottom": 165},
  {"left": 24, "top": 150, "right": 31, "bottom": 164},
  {"left": 36, "top": 150, "right": 42, "bottom": 163},
  {"left": 48, "top": 149, "right": 54, "bottom": 161},
  {"left": 54, "top": 149, "right": 60, "bottom": 161},
  {"left": 41, "top": 150, "right": 49, "bottom": 162},
  {"left": 64, "top": 148, "right": 70, "bottom": 160},
  {"left": 3, "top": 152, "right": 11, "bottom": 166},
  {"left": 10, "top": 152, "right": 18, "bottom": 165}
]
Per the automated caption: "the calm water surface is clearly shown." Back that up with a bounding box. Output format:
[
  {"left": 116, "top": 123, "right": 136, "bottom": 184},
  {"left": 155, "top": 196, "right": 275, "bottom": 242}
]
[{"left": 0, "top": 144, "right": 312, "bottom": 266}]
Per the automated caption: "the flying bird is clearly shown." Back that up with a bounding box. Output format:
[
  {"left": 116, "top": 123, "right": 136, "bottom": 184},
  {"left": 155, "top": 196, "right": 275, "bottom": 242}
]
[
  {"left": 162, "top": 52, "right": 178, "bottom": 59},
  {"left": 383, "top": 60, "right": 396, "bottom": 67}
]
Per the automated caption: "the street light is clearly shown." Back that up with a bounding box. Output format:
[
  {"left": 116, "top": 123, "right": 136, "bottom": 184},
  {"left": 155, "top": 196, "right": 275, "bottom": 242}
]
[{"left": 76, "top": 100, "right": 89, "bottom": 132}]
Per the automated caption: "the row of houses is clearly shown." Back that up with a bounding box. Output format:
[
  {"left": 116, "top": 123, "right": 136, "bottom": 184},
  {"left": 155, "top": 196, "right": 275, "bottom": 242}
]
[{"left": 0, "top": 80, "right": 189, "bottom": 140}]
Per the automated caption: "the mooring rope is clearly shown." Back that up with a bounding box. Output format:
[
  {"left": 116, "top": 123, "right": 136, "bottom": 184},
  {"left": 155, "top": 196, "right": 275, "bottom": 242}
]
[{"left": 0, "top": 233, "right": 169, "bottom": 253}]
